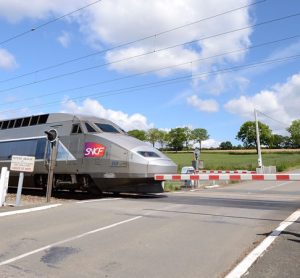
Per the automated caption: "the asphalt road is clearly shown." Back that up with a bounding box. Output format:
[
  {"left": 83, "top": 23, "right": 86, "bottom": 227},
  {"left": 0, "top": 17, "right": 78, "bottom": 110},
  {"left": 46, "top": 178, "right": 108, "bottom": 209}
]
[{"left": 0, "top": 178, "right": 299, "bottom": 278}]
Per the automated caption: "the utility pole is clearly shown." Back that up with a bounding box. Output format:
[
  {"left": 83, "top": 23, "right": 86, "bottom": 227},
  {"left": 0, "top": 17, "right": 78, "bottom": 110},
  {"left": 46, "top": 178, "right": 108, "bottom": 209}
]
[
  {"left": 45, "top": 129, "right": 58, "bottom": 203},
  {"left": 254, "top": 109, "right": 263, "bottom": 169}
]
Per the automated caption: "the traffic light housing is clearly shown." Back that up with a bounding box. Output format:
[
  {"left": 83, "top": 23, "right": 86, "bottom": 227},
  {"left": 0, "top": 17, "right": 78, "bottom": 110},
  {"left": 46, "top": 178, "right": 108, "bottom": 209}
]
[{"left": 45, "top": 129, "right": 58, "bottom": 143}]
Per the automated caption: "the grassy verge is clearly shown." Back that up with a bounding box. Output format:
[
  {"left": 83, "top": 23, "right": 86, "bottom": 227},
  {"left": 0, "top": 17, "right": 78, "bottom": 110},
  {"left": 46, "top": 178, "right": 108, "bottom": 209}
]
[
  {"left": 163, "top": 181, "right": 182, "bottom": 192},
  {"left": 165, "top": 151, "right": 300, "bottom": 172}
]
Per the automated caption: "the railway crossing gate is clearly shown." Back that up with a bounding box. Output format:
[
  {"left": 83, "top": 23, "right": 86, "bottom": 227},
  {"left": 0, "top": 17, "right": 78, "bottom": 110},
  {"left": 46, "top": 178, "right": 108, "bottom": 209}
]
[{"left": 155, "top": 173, "right": 300, "bottom": 182}]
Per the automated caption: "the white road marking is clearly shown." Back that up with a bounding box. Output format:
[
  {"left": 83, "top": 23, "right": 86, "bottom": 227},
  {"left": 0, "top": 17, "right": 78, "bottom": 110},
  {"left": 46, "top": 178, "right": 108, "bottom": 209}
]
[
  {"left": 225, "top": 209, "right": 300, "bottom": 278},
  {"left": 76, "top": 198, "right": 122, "bottom": 204},
  {"left": 0, "top": 204, "right": 61, "bottom": 218},
  {"left": 260, "top": 181, "right": 292, "bottom": 191},
  {"left": 0, "top": 215, "right": 142, "bottom": 266}
]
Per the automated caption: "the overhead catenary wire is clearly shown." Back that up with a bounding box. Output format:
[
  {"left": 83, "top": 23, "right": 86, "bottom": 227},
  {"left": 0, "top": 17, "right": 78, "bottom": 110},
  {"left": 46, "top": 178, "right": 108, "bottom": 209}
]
[
  {"left": 1, "top": 34, "right": 299, "bottom": 108},
  {"left": 1, "top": 53, "right": 300, "bottom": 116},
  {"left": 0, "top": 0, "right": 266, "bottom": 84},
  {"left": 0, "top": 0, "right": 103, "bottom": 46},
  {"left": 256, "top": 109, "right": 291, "bottom": 128},
  {"left": 1, "top": 11, "right": 300, "bottom": 94}
]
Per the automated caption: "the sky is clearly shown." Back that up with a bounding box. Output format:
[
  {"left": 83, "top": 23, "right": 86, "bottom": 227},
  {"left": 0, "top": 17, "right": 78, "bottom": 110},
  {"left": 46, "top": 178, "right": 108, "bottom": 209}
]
[{"left": 0, "top": 0, "right": 299, "bottom": 147}]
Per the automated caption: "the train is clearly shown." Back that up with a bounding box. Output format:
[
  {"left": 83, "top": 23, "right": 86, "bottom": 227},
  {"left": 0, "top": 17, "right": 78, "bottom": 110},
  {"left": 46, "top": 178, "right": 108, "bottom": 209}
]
[{"left": 0, "top": 113, "right": 177, "bottom": 194}]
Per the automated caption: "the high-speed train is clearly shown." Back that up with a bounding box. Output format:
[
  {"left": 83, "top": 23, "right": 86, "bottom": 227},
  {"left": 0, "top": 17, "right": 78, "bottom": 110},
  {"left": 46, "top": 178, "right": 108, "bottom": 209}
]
[{"left": 0, "top": 113, "right": 177, "bottom": 193}]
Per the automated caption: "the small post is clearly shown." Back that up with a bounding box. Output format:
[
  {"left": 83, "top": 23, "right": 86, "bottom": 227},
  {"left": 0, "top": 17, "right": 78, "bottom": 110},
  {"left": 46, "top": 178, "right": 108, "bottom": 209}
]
[
  {"left": 15, "top": 172, "right": 24, "bottom": 206},
  {"left": 0, "top": 167, "right": 8, "bottom": 206}
]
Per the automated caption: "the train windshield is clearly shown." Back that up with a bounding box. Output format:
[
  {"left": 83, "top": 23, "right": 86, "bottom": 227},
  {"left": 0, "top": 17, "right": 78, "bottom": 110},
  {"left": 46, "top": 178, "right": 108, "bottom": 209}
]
[
  {"left": 137, "top": 151, "right": 160, "bottom": 158},
  {"left": 94, "top": 123, "right": 120, "bottom": 133}
]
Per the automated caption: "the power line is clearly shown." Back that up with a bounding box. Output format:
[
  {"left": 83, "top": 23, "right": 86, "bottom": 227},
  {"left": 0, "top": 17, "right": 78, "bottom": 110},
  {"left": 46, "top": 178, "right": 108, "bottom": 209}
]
[
  {"left": 0, "top": 0, "right": 266, "bottom": 84},
  {"left": 1, "top": 34, "right": 299, "bottom": 108},
  {"left": 1, "top": 53, "right": 300, "bottom": 116},
  {"left": 256, "top": 109, "right": 290, "bottom": 127},
  {"left": 1, "top": 11, "right": 300, "bottom": 94},
  {"left": 0, "top": 0, "right": 103, "bottom": 46}
]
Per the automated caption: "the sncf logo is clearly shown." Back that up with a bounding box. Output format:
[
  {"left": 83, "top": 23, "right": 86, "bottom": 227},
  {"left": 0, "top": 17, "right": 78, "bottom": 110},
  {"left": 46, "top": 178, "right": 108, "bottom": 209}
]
[{"left": 84, "top": 142, "right": 106, "bottom": 157}]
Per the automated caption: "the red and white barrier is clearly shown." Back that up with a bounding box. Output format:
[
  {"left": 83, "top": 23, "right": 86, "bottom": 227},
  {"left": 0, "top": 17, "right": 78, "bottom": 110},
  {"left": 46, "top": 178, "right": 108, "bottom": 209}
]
[
  {"left": 155, "top": 173, "right": 300, "bottom": 181},
  {"left": 197, "top": 170, "right": 256, "bottom": 174}
]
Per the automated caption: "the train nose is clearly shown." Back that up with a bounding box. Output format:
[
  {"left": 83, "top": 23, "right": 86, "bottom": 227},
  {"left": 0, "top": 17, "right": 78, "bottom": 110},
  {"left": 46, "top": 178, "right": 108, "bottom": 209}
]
[{"left": 147, "top": 158, "right": 177, "bottom": 175}]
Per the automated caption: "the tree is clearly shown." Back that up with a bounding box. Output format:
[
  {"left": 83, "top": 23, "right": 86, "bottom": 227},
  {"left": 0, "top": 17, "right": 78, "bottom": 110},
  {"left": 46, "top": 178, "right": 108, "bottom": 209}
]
[
  {"left": 236, "top": 121, "right": 272, "bottom": 151},
  {"left": 270, "top": 134, "right": 285, "bottom": 149},
  {"left": 156, "top": 130, "right": 168, "bottom": 150},
  {"left": 191, "top": 128, "right": 209, "bottom": 150},
  {"left": 219, "top": 141, "right": 233, "bottom": 150},
  {"left": 167, "top": 128, "right": 187, "bottom": 151},
  {"left": 147, "top": 128, "right": 161, "bottom": 147},
  {"left": 127, "top": 129, "right": 147, "bottom": 141},
  {"left": 183, "top": 127, "right": 192, "bottom": 149},
  {"left": 287, "top": 120, "right": 300, "bottom": 148}
]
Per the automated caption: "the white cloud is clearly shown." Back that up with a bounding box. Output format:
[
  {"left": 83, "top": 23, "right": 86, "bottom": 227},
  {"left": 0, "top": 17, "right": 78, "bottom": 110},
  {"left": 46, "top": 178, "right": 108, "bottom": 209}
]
[
  {"left": 0, "top": 0, "right": 81, "bottom": 23},
  {"left": 224, "top": 72, "right": 300, "bottom": 131},
  {"left": 0, "top": 0, "right": 253, "bottom": 75},
  {"left": 193, "top": 139, "right": 221, "bottom": 149},
  {"left": 57, "top": 31, "right": 71, "bottom": 48},
  {"left": 0, "top": 48, "right": 17, "bottom": 70},
  {"left": 60, "top": 98, "right": 153, "bottom": 131},
  {"left": 187, "top": 95, "right": 219, "bottom": 112}
]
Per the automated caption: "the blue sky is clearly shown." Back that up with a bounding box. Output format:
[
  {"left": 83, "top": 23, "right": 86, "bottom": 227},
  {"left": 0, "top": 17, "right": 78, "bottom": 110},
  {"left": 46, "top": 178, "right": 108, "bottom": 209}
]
[{"left": 0, "top": 0, "right": 299, "bottom": 147}]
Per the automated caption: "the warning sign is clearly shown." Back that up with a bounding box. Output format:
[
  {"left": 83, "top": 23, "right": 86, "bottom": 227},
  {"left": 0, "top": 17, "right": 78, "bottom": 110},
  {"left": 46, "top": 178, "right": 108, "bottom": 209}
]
[{"left": 10, "top": 155, "right": 35, "bottom": 172}]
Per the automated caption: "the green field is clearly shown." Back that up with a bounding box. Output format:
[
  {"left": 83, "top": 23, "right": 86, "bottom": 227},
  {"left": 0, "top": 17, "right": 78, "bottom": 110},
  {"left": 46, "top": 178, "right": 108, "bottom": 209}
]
[{"left": 165, "top": 151, "right": 300, "bottom": 172}]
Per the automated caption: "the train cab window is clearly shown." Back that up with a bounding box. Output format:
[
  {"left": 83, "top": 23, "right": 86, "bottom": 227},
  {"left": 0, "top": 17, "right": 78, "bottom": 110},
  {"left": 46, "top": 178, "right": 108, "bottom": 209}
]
[
  {"left": 137, "top": 151, "right": 160, "bottom": 158},
  {"left": 85, "top": 122, "right": 97, "bottom": 133},
  {"left": 94, "top": 123, "right": 120, "bottom": 133},
  {"left": 71, "top": 123, "right": 82, "bottom": 134},
  {"left": 22, "top": 117, "right": 30, "bottom": 127}
]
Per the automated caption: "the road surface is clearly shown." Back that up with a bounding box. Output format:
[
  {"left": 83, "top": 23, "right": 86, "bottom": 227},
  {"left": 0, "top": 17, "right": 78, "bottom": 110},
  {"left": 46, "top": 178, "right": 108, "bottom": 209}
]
[{"left": 0, "top": 177, "right": 299, "bottom": 277}]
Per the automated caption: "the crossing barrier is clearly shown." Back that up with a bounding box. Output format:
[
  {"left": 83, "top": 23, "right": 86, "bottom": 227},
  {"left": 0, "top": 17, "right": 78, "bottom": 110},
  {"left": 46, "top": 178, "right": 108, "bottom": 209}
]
[
  {"left": 155, "top": 173, "right": 300, "bottom": 181},
  {"left": 197, "top": 170, "right": 256, "bottom": 174}
]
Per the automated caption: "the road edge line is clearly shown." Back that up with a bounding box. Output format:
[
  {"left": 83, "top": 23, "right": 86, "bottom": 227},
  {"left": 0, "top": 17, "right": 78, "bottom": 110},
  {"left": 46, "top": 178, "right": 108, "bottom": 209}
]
[
  {"left": 0, "top": 204, "right": 62, "bottom": 218},
  {"left": 225, "top": 209, "right": 300, "bottom": 278}
]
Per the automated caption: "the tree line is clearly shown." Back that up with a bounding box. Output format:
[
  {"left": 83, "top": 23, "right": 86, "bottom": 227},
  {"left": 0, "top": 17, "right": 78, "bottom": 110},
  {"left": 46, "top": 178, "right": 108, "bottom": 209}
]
[
  {"left": 233, "top": 119, "right": 300, "bottom": 150},
  {"left": 127, "top": 119, "right": 300, "bottom": 151},
  {"left": 127, "top": 127, "right": 209, "bottom": 151}
]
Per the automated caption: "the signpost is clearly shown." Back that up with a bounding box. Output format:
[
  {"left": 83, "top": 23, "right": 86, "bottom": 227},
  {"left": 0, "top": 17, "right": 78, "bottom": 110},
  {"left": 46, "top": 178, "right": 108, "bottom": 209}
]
[{"left": 10, "top": 155, "right": 35, "bottom": 206}]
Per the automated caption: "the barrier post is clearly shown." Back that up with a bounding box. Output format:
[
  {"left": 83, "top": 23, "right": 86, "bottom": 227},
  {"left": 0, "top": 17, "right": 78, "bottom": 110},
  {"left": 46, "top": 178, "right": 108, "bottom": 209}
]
[
  {"left": 0, "top": 167, "right": 8, "bottom": 206},
  {"left": 15, "top": 172, "right": 24, "bottom": 206}
]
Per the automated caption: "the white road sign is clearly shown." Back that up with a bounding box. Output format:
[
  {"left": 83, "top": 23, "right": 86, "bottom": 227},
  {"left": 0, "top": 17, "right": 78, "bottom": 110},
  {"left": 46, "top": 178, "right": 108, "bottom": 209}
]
[{"left": 10, "top": 155, "right": 35, "bottom": 172}]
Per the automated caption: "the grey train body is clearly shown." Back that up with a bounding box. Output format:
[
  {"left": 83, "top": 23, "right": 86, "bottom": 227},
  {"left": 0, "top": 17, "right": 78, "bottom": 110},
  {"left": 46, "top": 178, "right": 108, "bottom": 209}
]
[{"left": 0, "top": 113, "right": 177, "bottom": 194}]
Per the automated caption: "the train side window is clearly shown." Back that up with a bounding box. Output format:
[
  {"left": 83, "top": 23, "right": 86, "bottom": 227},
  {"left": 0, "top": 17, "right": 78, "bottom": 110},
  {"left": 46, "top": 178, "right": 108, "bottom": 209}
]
[
  {"left": 8, "top": 120, "right": 15, "bottom": 128},
  {"left": 38, "top": 114, "right": 49, "bottom": 124},
  {"left": 30, "top": 116, "right": 39, "bottom": 126},
  {"left": 2, "top": 121, "right": 9, "bottom": 129},
  {"left": 22, "top": 117, "right": 30, "bottom": 127},
  {"left": 85, "top": 122, "right": 97, "bottom": 133},
  {"left": 15, "top": 118, "right": 23, "bottom": 128},
  {"left": 71, "top": 124, "right": 82, "bottom": 134}
]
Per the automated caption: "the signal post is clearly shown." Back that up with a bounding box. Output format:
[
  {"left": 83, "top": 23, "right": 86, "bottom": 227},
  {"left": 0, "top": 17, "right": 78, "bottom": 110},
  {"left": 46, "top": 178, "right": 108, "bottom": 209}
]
[{"left": 45, "top": 129, "right": 58, "bottom": 203}]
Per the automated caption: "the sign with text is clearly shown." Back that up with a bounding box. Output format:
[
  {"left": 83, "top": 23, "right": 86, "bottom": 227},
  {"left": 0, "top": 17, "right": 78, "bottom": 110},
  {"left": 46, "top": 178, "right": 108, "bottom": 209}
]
[
  {"left": 10, "top": 155, "right": 35, "bottom": 172},
  {"left": 84, "top": 142, "right": 106, "bottom": 158}
]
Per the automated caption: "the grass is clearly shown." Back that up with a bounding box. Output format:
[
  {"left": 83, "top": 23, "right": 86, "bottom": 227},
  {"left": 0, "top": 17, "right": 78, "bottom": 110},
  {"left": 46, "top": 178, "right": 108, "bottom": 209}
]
[{"left": 165, "top": 151, "right": 300, "bottom": 172}]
